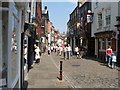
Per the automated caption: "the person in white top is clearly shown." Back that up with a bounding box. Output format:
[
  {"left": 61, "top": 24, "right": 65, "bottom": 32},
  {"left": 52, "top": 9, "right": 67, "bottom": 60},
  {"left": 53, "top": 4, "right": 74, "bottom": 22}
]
[
  {"left": 48, "top": 46, "right": 51, "bottom": 55},
  {"left": 63, "top": 45, "right": 67, "bottom": 60},
  {"left": 60, "top": 46, "right": 63, "bottom": 56},
  {"left": 51, "top": 46, "right": 54, "bottom": 53},
  {"left": 67, "top": 44, "right": 72, "bottom": 59},
  {"left": 75, "top": 46, "right": 79, "bottom": 59},
  {"left": 35, "top": 45, "right": 40, "bottom": 63}
]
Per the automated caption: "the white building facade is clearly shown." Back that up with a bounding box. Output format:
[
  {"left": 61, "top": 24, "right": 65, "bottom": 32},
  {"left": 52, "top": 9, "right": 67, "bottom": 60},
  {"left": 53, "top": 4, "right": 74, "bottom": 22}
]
[{"left": 92, "top": 2, "right": 120, "bottom": 62}]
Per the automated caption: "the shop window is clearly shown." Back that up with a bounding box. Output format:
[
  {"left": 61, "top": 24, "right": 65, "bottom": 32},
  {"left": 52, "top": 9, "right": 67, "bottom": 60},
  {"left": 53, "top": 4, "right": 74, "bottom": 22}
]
[
  {"left": 1, "top": 3, "right": 8, "bottom": 87},
  {"left": 95, "top": 2, "right": 98, "bottom": 8},
  {"left": 11, "top": 3, "right": 19, "bottom": 82},
  {"left": 102, "top": 38, "right": 106, "bottom": 50},
  {"left": 105, "top": 9, "right": 111, "bottom": 26},
  {"left": 2, "top": 2, "right": 9, "bottom": 8},
  {"left": 107, "top": 38, "right": 111, "bottom": 46}
]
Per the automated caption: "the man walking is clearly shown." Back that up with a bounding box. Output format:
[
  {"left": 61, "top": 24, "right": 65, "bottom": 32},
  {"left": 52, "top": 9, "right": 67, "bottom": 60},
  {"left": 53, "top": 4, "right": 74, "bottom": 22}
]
[
  {"left": 67, "top": 44, "right": 72, "bottom": 60},
  {"left": 63, "top": 45, "right": 67, "bottom": 60}
]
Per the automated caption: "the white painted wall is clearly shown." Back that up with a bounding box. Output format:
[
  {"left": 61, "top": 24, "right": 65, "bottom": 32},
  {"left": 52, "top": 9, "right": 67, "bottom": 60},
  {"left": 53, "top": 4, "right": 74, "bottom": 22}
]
[
  {"left": 92, "top": 2, "right": 119, "bottom": 56},
  {"left": 30, "top": 0, "right": 36, "bottom": 23},
  {"left": 48, "top": 33, "right": 51, "bottom": 44},
  {"left": 0, "top": 1, "right": 2, "bottom": 78},
  {"left": 91, "top": 2, "right": 119, "bottom": 37}
]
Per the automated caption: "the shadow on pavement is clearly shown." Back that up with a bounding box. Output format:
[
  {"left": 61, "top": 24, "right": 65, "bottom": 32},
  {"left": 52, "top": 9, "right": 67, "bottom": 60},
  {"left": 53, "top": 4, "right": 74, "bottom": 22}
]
[
  {"left": 100, "top": 63, "right": 108, "bottom": 67},
  {"left": 84, "top": 57, "right": 120, "bottom": 71},
  {"left": 60, "top": 58, "right": 65, "bottom": 60}
]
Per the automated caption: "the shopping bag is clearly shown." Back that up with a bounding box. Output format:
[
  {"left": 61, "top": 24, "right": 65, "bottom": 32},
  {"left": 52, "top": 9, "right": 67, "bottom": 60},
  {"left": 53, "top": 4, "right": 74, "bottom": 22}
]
[{"left": 70, "top": 52, "right": 73, "bottom": 56}]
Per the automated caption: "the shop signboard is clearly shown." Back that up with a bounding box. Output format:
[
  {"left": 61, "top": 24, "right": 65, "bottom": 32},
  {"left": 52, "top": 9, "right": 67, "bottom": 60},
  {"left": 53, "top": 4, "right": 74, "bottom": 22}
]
[{"left": 87, "top": 14, "right": 93, "bottom": 23}]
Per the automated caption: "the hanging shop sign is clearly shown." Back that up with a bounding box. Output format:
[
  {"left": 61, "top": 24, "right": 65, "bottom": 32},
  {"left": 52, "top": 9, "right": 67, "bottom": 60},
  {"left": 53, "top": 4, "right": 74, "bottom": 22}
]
[{"left": 87, "top": 14, "right": 93, "bottom": 23}]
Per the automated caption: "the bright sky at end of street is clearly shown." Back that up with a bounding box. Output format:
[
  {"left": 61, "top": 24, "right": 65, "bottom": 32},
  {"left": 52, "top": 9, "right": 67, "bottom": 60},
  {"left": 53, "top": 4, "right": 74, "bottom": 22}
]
[{"left": 42, "top": 2, "right": 77, "bottom": 33}]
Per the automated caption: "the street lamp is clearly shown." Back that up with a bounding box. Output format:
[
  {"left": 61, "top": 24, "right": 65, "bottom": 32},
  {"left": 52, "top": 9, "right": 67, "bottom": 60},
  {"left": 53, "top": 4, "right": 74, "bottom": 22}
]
[{"left": 114, "top": 23, "right": 120, "bottom": 65}]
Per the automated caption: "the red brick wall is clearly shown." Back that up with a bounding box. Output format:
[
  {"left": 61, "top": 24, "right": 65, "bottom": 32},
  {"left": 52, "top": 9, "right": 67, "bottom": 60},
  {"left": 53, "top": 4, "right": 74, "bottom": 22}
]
[
  {"left": 47, "top": 21, "right": 51, "bottom": 33},
  {"left": 36, "top": 2, "right": 42, "bottom": 37}
]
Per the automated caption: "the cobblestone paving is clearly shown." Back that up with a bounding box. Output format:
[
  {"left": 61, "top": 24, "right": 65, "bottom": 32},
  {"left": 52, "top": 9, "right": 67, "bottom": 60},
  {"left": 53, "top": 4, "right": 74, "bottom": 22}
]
[{"left": 51, "top": 53, "right": 119, "bottom": 88}]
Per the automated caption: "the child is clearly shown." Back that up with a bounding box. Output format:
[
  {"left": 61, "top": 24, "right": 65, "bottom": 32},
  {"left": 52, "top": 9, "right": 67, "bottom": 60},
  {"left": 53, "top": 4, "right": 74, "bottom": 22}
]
[{"left": 111, "top": 53, "right": 116, "bottom": 69}]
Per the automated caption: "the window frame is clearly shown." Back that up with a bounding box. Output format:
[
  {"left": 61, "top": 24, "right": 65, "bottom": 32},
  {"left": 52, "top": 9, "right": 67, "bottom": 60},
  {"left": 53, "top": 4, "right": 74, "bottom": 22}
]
[
  {"left": 101, "top": 38, "right": 106, "bottom": 50},
  {"left": 105, "top": 9, "right": 111, "bottom": 26},
  {"left": 97, "top": 13, "right": 102, "bottom": 29}
]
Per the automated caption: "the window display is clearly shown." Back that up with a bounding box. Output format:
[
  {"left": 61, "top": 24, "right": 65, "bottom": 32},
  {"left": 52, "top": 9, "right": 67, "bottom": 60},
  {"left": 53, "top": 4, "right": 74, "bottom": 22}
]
[{"left": 11, "top": 3, "right": 19, "bottom": 82}]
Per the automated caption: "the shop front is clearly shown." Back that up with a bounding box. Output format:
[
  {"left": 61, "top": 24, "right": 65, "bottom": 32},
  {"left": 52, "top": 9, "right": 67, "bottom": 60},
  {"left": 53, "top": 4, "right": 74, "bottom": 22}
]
[
  {"left": 1, "top": 2, "right": 26, "bottom": 88},
  {"left": 95, "top": 30, "right": 117, "bottom": 62}
]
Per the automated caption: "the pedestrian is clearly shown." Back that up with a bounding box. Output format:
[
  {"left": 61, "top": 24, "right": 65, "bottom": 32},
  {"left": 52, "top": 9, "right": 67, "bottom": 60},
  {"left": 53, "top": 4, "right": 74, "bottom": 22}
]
[
  {"left": 54, "top": 45, "right": 57, "bottom": 53},
  {"left": 63, "top": 45, "right": 67, "bottom": 60},
  {"left": 111, "top": 53, "right": 117, "bottom": 69},
  {"left": 79, "top": 47, "right": 82, "bottom": 59},
  {"left": 67, "top": 44, "right": 72, "bottom": 59},
  {"left": 43, "top": 45, "right": 46, "bottom": 54},
  {"left": 56, "top": 46, "right": 59, "bottom": 56},
  {"left": 106, "top": 45, "right": 113, "bottom": 67},
  {"left": 48, "top": 45, "right": 51, "bottom": 56},
  {"left": 24, "top": 46, "right": 27, "bottom": 64},
  {"left": 75, "top": 46, "right": 79, "bottom": 59},
  {"left": 51, "top": 45, "right": 54, "bottom": 53},
  {"left": 60, "top": 46, "right": 63, "bottom": 56},
  {"left": 35, "top": 45, "right": 41, "bottom": 64}
]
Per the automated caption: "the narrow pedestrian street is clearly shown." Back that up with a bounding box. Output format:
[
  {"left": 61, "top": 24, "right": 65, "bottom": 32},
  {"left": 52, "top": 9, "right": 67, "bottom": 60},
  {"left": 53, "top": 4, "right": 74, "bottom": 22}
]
[
  {"left": 25, "top": 53, "right": 119, "bottom": 88},
  {"left": 25, "top": 54, "right": 71, "bottom": 88},
  {"left": 1, "top": 1, "right": 120, "bottom": 89}
]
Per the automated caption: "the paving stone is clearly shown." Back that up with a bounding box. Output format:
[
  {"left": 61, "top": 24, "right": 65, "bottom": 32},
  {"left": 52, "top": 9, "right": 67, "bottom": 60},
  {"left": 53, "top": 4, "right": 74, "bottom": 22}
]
[
  {"left": 25, "top": 54, "right": 71, "bottom": 88},
  {"left": 51, "top": 53, "right": 119, "bottom": 88}
]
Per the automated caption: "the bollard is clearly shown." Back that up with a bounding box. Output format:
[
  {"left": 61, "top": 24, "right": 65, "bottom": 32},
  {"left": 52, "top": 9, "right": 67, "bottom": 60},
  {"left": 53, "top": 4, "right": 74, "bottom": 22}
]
[{"left": 59, "top": 61, "right": 63, "bottom": 80}]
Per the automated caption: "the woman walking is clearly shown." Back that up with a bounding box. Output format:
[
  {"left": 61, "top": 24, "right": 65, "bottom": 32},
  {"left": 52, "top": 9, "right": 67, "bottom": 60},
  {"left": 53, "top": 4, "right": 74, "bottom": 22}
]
[
  {"left": 63, "top": 45, "right": 67, "bottom": 60},
  {"left": 106, "top": 45, "right": 112, "bottom": 67}
]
